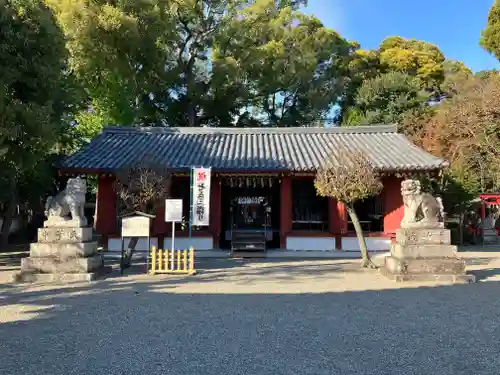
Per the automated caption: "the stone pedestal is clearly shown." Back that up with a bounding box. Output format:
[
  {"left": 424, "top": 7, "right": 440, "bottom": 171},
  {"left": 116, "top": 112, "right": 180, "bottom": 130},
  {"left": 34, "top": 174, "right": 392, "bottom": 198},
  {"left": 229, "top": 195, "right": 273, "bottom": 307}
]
[
  {"left": 15, "top": 226, "right": 108, "bottom": 283},
  {"left": 381, "top": 228, "right": 475, "bottom": 283}
]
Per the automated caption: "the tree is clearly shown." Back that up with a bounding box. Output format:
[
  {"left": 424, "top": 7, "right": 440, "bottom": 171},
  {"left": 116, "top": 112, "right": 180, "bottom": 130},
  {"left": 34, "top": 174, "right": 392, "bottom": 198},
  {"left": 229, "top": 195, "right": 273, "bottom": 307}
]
[
  {"left": 419, "top": 74, "right": 500, "bottom": 198},
  {"left": 338, "top": 36, "right": 465, "bottom": 125},
  {"left": 215, "top": 1, "right": 354, "bottom": 126},
  {"left": 378, "top": 36, "right": 445, "bottom": 97},
  {"left": 0, "top": 0, "right": 74, "bottom": 248},
  {"left": 113, "top": 164, "right": 172, "bottom": 266},
  {"left": 481, "top": 0, "right": 500, "bottom": 60},
  {"left": 343, "top": 71, "right": 430, "bottom": 126},
  {"left": 45, "top": 0, "right": 353, "bottom": 129},
  {"left": 440, "top": 60, "right": 473, "bottom": 98},
  {"left": 314, "top": 149, "right": 382, "bottom": 268}
]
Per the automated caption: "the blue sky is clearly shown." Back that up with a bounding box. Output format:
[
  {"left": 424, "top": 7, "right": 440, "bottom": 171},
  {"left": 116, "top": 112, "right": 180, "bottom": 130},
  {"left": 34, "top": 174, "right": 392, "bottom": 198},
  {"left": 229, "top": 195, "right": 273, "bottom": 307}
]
[{"left": 304, "top": 0, "right": 499, "bottom": 73}]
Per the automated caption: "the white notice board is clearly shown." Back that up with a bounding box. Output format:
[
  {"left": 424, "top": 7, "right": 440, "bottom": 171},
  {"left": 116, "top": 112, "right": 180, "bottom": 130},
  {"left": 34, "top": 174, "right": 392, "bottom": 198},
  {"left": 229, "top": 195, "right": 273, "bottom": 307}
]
[{"left": 165, "top": 199, "right": 183, "bottom": 222}]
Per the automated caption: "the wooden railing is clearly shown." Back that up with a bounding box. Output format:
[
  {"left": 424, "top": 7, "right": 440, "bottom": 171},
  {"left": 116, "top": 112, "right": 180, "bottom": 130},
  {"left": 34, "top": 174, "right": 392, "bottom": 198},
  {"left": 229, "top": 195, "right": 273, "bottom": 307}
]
[{"left": 150, "top": 247, "right": 195, "bottom": 275}]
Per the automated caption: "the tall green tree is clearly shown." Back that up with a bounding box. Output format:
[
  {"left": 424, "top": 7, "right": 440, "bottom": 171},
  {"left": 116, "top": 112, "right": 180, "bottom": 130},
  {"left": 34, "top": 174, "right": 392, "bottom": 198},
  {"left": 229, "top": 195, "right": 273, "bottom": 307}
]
[
  {"left": 45, "top": 0, "right": 353, "bottom": 129},
  {"left": 343, "top": 71, "right": 430, "bottom": 126},
  {"left": 481, "top": 0, "right": 500, "bottom": 60},
  {"left": 0, "top": 0, "right": 73, "bottom": 247},
  {"left": 338, "top": 36, "right": 470, "bottom": 125}
]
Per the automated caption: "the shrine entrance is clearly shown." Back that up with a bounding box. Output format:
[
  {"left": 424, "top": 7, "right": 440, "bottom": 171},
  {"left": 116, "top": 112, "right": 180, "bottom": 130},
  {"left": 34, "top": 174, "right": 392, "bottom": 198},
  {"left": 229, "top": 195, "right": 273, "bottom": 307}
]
[{"left": 220, "top": 177, "right": 280, "bottom": 250}]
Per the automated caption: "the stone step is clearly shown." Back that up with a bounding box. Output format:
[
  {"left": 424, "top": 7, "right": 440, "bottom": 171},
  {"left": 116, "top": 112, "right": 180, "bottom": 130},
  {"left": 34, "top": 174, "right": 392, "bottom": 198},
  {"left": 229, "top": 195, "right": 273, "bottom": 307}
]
[
  {"left": 30, "top": 241, "right": 98, "bottom": 258},
  {"left": 14, "top": 266, "right": 112, "bottom": 283},
  {"left": 385, "top": 256, "right": 467, "bottom": 275},
  {"left": 380, "top": 268, "right": 475, "bottom": 283},
  {"left": 395, "top": 228, "right": 451, "bottom": 246},
  {"left": 38, "top": 226, "right": 93, "bottom": 243},
  {"left": 20, "top": 254, "right": 103, "bottom": 274},
  {"left": 391, "top": 243, "right": 457, "bottom": 258}
]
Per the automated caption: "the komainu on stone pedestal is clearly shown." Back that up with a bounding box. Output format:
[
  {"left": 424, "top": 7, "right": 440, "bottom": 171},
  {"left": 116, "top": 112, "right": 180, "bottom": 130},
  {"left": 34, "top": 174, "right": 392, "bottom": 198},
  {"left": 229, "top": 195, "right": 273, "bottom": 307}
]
[
  {"left": 44, "top": 177, "right": 88, "bottom": 227},
  {"left": 381, "top": 179, "right": 475, "bottom": 283},
  {"left": 15, "top": 178, "right": 108, "bottom": 283}
]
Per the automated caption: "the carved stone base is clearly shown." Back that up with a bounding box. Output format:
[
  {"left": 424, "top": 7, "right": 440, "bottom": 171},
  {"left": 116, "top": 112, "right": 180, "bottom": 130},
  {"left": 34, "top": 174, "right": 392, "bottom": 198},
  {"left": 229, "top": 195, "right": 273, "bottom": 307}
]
[
  {"left": 391, "top": 243, "right": 457, "bottom": 258},
  {"left": 14, "top": 267, "right": 111, "bottom": 283},
  {"left": 382, "top": 228, "right": 475, "bottom": 283},
  {"left": 20, "top": 254, "right": 103, "bottom": 274},
  {"left": 30, "top": 242, "right": 98, "bottom": 258},
  {"left": 38, "top": 226, "right": 93, "bottom": 243},
  {"left": 385, "top": 256, "right": 467, "bottom": 275},
  {"left": 16, "top": 225, "right": 106, "bottom": 284},
  {"left": 395, "top": 228, "right": 451, "bottom": 246},
  {"left": 380, "top": 267, "right": 475, "bottom": 283}
]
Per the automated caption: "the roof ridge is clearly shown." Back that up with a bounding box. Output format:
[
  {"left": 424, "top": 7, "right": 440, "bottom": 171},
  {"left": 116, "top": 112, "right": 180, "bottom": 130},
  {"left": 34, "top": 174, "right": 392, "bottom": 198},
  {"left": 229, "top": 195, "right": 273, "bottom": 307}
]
[{"left": 102, "top": 124, "right": 398, "bottom": 135}]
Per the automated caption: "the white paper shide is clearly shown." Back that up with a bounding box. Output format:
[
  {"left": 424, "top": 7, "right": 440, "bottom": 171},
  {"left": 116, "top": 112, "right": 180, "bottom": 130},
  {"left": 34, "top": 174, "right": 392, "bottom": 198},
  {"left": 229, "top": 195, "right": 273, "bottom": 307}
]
[{"left": 192, "top": 168, "right": 211, "bottom": 226}]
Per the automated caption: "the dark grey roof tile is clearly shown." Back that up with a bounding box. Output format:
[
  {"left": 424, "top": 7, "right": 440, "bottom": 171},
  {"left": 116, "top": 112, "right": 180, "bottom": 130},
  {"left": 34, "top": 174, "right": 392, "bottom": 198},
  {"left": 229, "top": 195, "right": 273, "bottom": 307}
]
[{"left": 59, "top": 125, "right": 447, "bottom": 172}]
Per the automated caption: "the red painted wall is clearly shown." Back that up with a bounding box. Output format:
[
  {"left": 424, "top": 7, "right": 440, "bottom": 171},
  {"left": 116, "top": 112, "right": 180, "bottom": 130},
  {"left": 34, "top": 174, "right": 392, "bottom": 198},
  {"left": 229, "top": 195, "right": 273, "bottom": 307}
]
[
  {"left": 280, "top": 177, "right": 292, "bottom": 248},
  {"left": 328, "top": 198, "right": 348, "bottom": 249},
  {"left": 95, "top": 176, "right": 117, "bottom": 243},
  {"left": 328, "top": 198, "right": 348, "bottom": 234},
  {"left": 383, "top": 176, "right": 404, "bottom": 233}
]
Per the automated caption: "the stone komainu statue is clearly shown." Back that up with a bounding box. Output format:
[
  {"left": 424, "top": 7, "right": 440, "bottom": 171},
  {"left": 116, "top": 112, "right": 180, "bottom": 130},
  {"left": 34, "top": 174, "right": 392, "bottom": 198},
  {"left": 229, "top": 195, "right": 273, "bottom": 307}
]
[
  {"left": 44, "top": 177, "right": 88, "bottom": 227},
  {"left": 400, "top": 179, "right": 444, "bottom": 229}
]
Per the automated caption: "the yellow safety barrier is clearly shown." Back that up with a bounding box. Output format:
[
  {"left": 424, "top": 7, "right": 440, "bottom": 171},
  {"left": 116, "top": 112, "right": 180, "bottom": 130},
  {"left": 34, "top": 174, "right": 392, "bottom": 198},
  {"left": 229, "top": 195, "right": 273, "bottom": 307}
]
[{"left": 150, "top": 246, "right": 196, "bottom": 275}]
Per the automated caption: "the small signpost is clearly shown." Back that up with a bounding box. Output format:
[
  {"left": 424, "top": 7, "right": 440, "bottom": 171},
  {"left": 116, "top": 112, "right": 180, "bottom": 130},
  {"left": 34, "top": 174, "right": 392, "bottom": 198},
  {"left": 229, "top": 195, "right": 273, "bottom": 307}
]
[
  {"left": 120, "top": 213, "right": 153, "bottom": 275},
  {"left": 165, "top": 199, "right": 183, "bottom": 271}
]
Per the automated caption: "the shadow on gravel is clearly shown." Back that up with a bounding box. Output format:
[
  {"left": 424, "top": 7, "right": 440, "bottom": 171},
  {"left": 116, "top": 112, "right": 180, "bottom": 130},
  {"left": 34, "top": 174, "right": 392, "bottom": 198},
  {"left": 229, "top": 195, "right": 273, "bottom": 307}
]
[{"left": 0, "top": 273, "right": 499, "bottom": 375}]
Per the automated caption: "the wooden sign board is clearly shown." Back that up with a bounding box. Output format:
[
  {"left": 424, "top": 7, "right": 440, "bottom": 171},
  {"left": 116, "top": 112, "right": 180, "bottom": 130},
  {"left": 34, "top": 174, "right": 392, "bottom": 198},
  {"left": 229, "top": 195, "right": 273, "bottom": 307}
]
[
  {"left": 165, "top": 199, "right": 183, "bottom": 222},
  {"left": 121, "top": 216, "right": 151, "bottom": 237}
]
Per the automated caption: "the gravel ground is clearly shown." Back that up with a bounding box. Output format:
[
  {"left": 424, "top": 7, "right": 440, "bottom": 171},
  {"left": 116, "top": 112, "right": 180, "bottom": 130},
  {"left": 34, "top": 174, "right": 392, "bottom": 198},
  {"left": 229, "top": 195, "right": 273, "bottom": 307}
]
[{"left": 0, "top": 253, "right": 500, "bottom": 375}]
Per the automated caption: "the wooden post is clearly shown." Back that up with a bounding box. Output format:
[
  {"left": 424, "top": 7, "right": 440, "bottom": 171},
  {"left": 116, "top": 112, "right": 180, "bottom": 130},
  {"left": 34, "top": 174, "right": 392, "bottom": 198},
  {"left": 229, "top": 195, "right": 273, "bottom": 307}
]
[
  {"left": 189, "top": 247, "right": 194, "bottom": 273},
  {"left": 151, "top": 246, "right": 156, "bottom": 275}
]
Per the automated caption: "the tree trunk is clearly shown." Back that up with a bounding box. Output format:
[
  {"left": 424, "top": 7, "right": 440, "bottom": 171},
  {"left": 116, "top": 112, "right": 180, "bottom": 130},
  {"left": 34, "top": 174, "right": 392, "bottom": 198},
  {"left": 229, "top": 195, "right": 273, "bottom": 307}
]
[
  {"left": 345, "top": 204, "right": 377, "bottom": 269},
  {"left": 1, "top": 174, "right": 17, "bottom": 250}
]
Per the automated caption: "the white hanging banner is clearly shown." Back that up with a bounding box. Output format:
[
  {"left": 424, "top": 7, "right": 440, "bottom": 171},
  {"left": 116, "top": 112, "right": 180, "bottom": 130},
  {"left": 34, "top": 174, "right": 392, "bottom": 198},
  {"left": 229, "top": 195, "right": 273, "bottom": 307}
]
[{"left": 192, "top": 167, "right": 211, "bottom": 226}]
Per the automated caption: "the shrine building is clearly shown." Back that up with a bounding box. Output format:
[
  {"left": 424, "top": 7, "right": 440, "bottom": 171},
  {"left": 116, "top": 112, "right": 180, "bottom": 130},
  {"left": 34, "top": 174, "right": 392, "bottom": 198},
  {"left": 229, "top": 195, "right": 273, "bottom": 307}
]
[{"left": 57, "top": 125, "right": 447, "bottom": 255}]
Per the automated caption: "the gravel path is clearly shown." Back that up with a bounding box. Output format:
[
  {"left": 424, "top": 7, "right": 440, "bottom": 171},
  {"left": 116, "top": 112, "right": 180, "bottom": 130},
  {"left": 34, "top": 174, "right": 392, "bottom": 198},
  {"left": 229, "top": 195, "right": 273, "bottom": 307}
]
[{"left": 0, "top": 255, "right": 500, "bottom": 375}]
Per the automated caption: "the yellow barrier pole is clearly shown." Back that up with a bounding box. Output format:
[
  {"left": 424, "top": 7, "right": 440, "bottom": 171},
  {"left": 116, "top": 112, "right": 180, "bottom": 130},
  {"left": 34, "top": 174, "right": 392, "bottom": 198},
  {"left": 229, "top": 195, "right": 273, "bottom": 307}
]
[
  {"left": 183, "top": 250, "right": 188, "bottom": 272},
  {"left": 170, "top": 247, "right": 174, "bottom": 270},
  {"left": 151, "top": 246, "right": 156, "bottom": 275},
  {"left": 177, "top": 249, "right": 181, "bottom": 271},
  {"left": 189, "top": 247, "right": 194, "bottom": 274},
  {"left": 158, "top": 249, "right": 163, "bottom": 272},
  {"left": 164, "top": 249, "right": 169, "bottom": 271}
]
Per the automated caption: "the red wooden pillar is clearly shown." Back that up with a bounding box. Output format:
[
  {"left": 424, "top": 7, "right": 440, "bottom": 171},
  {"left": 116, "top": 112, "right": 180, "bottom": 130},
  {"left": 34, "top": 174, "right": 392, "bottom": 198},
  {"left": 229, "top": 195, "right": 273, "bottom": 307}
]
[
  {"left": 383, "top": 176, "right": 404, "bottom": 234},
  {"left": 329, "top": 198, "right": 348, "bottom": 249},
  {"left": 210, "top": 178, "right": 222, "bottom": 248},
  {"left": 153, "top": 204, "right": 168, "bottom": 248},
  {"left": 280, "top": 176, "right": 292, "bottom": 248},
  {"left": 95, "top": 175, "right": 117, "bottom": 246},
  {"left": 480, "top": 200, "right": 486, "bottom": 222}
]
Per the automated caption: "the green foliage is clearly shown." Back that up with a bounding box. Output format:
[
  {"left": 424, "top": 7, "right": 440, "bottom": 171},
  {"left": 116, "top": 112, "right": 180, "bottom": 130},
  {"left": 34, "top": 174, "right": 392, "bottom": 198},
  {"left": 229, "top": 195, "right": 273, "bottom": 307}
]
[
  {"left": 45, "top": 0, "right": 350, "bottom": 127},
  {"left": 481, "top": 0, "right": 500, "bottom": 60},
  {"left": 0, "top": 0, "right": 71, "bottom": 172},
  {"left": 343, "top": 71, "right": 429, "bottom": 125},
  {"left": 378, "top": 36, "right": 445, "bottom": 94},
  {"left": 338, "top": 36, "right": 464, "bottom": 125}
]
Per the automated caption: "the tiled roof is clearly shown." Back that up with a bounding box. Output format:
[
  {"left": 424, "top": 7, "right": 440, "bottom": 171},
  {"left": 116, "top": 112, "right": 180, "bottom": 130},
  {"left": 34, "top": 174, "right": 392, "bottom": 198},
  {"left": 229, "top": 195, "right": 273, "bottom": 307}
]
[{"left": 58, "top": 125, "right": 447, "bottom": 172}]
